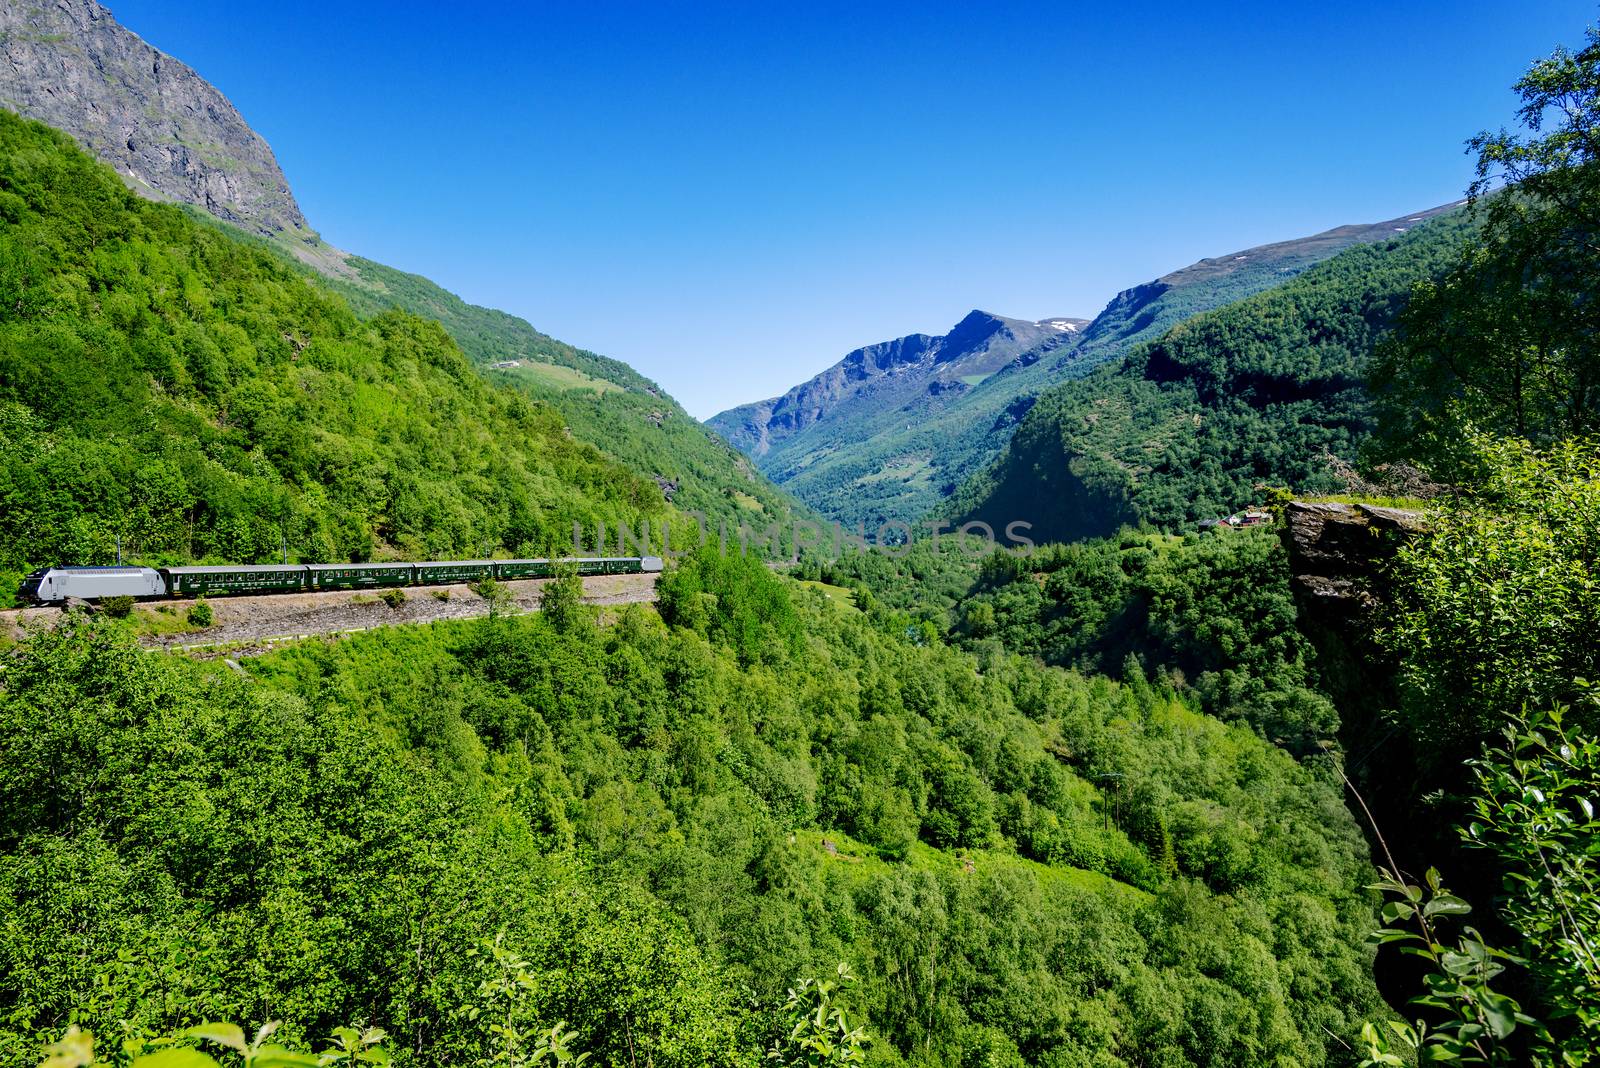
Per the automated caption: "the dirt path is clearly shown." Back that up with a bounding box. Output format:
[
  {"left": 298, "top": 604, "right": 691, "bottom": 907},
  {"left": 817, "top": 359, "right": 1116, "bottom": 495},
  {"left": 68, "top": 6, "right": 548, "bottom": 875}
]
[{"left": 1, "top": 573, "right": 658, "bottom": 657}]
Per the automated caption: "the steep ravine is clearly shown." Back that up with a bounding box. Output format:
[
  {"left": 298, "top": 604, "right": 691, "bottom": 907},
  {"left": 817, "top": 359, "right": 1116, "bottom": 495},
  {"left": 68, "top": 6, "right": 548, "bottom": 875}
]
[{"left": 1281, "top": 500, "right": 1518, "bottom": 1010}]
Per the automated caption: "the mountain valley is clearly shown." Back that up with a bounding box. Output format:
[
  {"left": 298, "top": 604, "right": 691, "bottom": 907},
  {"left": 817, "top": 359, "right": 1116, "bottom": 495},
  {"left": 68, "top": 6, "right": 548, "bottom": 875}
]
[
  {"left": 1, "top": 5, "right": 1597, "bottom": 1068},
  {"left": 710, "top": 203, "right": 1463, "bottom": 528}
]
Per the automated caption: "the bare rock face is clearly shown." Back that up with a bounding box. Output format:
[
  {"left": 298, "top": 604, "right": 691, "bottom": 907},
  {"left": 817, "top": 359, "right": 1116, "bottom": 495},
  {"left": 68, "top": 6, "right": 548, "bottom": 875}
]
[
  {"left": 1282, "top": 501, "right": 1427, "bottom": 618},
  {"left": 0, "top": 0, "right": 309, "bottom": 239}
]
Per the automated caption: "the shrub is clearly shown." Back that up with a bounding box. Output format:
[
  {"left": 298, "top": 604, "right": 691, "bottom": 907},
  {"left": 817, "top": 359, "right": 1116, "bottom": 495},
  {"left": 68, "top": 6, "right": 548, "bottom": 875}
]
[
  {"left": 769, "top": 964, "right": 869, "bottom": 1066},
  {"left": 470, "top": 577, "right": 514, "bottom": 617},
  {"left": 539, "top": 565, "right": 586, "bottom": 633},
  {"left": 187, "top": 598, "right": 213, "bottom": 628},
  {"left": 39, "top": 1020, "right": 391, "bottom": 1068},
  {"left": 380, "top": 587, "right": 407, "bottom": 609},
  {"left": 99, "top": 595, "right": 134, "bottom": 618}
]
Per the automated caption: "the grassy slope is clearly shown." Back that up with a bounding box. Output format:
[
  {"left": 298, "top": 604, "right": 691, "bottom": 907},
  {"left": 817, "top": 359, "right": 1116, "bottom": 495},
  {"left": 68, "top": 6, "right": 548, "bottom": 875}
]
[{"left": 951, "top": 210, "right": 1476, "bottom": 543}]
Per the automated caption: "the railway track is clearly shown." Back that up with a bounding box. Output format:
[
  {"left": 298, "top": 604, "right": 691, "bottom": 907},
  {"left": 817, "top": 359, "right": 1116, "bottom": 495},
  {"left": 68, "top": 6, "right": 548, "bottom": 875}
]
[{"left": 1, "top": 572, "right": 659, "bottom": 656}]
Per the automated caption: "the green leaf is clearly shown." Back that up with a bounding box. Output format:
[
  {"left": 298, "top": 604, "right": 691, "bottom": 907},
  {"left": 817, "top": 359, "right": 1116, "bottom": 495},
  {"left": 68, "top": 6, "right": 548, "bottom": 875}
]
[
  {"left": 1482, "top": 1000, "right": 1518, "bottom": 1039},
  {"left": 250, "top": 1046, "right": 319, "bottom": 1068},
  {"left": 131, "top": 1050, "right": 221, "bottom": 1068},
  {"left": 1422, "top": 895, "right": 1472, "bottom": 918},
  {"left": 186, "top": 1026, "right": 246, "bottom": 1055},
  {"left": 40, "top": 1027, "right": 95, "bottom": 1068}
]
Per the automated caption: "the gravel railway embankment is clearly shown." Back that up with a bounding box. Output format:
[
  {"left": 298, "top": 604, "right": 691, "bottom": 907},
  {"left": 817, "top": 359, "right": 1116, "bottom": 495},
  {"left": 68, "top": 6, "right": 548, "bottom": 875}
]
[{"left": 1, "top": 572, "right": 659, "bottom": 657}]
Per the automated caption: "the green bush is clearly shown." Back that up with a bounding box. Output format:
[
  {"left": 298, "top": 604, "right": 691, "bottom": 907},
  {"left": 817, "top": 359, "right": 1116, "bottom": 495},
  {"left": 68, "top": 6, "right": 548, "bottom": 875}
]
[
  {"left": 469, "top": 577, "right": 512, "bottom": 616},
  {"left": 1383, "top": 433, "right": 1600, "bottom": 755},
  {"left": 186, "top": 597, "right": 213, "bottom": 628},
  {"left": 99, "top": 595, "right": 134, "bottom": 619},
  {"left": 538, "top": 565, "right": 585, "bottom": 633},
  {"left": 657, "top": 546, "right": 803, "bottom": 666},
  {"left": 0, "top": 570, "right": 22, "bottom": 611},
  {"left": 380, "top": 587, "right": 407, "bottom": 610}
]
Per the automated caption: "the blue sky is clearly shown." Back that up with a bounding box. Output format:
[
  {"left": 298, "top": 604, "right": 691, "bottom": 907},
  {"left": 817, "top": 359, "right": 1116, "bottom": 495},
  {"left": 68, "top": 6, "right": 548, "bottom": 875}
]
[{"left": 110, "top": 0, "right": 1594, "bottom": 418}]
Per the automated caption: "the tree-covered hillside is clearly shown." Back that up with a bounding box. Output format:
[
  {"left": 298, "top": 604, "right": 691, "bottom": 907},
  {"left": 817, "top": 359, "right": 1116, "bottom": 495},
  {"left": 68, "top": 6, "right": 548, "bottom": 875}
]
[
  {"left": 0, "top": 547, "right": 1392, "bottom": 1068},
  {"left": 320, "top": 249, "right": 813, "bottom": 539},
  {"left": 1, "top": 0, "right": 807, "bottom": 548},
  {"left": 165, "top": 194, "right": 812, "bottom": 545},
  {"left": 0, "top": 112, "right": 667, "bottom": 593},
  {"left": 950, "top": 210, "right": 1475, "bottom": 543}
]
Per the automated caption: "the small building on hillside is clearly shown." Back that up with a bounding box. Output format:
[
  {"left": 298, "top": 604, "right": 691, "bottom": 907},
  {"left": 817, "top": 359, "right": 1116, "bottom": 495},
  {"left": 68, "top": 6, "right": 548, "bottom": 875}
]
[{"left": 1207, "top": 511, "right": 1272, "bottom": 530}]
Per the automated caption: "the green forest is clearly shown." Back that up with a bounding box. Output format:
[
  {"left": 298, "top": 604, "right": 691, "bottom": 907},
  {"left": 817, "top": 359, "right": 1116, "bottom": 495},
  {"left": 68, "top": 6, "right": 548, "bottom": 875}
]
[
  {"left": 1, "top": 549, "right": 1392, "bottom": 1067},
  {"left": 3, "top": 15, "right": 1600, "bottom": 1068}
]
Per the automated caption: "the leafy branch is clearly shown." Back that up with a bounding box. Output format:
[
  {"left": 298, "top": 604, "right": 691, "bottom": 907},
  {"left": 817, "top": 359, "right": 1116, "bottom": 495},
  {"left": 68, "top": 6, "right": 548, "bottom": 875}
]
[{"left": 767, "top": 963, "right": 869, "bottom": 1067}]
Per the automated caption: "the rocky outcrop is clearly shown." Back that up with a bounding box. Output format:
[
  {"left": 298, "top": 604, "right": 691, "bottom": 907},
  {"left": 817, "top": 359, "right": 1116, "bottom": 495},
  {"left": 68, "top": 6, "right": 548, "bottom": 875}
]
[
  {"left": 1282, "top": 501, "right": 1427, "bottom": 618},
  {"left": 0, "top": 0, "right": 309, "bottom": 240}
]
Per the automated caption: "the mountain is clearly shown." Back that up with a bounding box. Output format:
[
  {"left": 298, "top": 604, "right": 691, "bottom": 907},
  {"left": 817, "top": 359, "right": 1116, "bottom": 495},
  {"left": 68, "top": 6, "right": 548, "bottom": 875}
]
[
  {"left": 709, "top": 204, "right": 1462, "bottom": 530},
  {"left": 710, "top": 311, "right": 1086, "bottom": 458},
  {"left": 949, "top": 207, "right": 1477, "bottom": 543},
  {"left": 0, "top": 0, "right": 315, "bottom": 247},
  {"left": 0, "top": 0, "right": 811, "bottom": 538}
]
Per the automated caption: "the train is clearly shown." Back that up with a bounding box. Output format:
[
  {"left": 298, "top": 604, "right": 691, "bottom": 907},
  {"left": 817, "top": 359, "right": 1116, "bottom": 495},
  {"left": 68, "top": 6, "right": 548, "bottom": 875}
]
[{"left": 18, "top": 556, "right": 665, "bottom": 606}]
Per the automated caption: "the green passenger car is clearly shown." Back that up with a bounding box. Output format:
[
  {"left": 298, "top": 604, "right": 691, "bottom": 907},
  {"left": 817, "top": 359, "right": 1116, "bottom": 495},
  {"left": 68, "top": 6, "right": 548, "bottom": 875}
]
[
  {"left": 414, "top": 560, "right": 496, "bottom": 585},
  {"left": 493, "top": 557, "right": 653, "bottom": 580},
  {"left": 307, "top": 563, "right": 415, "bottom": 591},
  {"left": 494, "top": 559, "right": 558, "bottom": 580},
  {"left": 131, "top": 557, "right": 658, "bottom": 603},
  {"left": 162, "top": 565, "right": 309, "bottom": 597}
]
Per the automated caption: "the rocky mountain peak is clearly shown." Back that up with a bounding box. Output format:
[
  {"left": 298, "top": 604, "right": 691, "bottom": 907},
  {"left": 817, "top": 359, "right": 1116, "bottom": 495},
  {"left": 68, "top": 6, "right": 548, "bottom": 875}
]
[
  {"left": 707, "top": 309, "right": 1079, "bottom": 460},
  {"left": 0, "top": 0, "right": 311, "bottom": 241},
  {"left": 940, "top": 310, "right": 1016, "bottom": 355}
]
